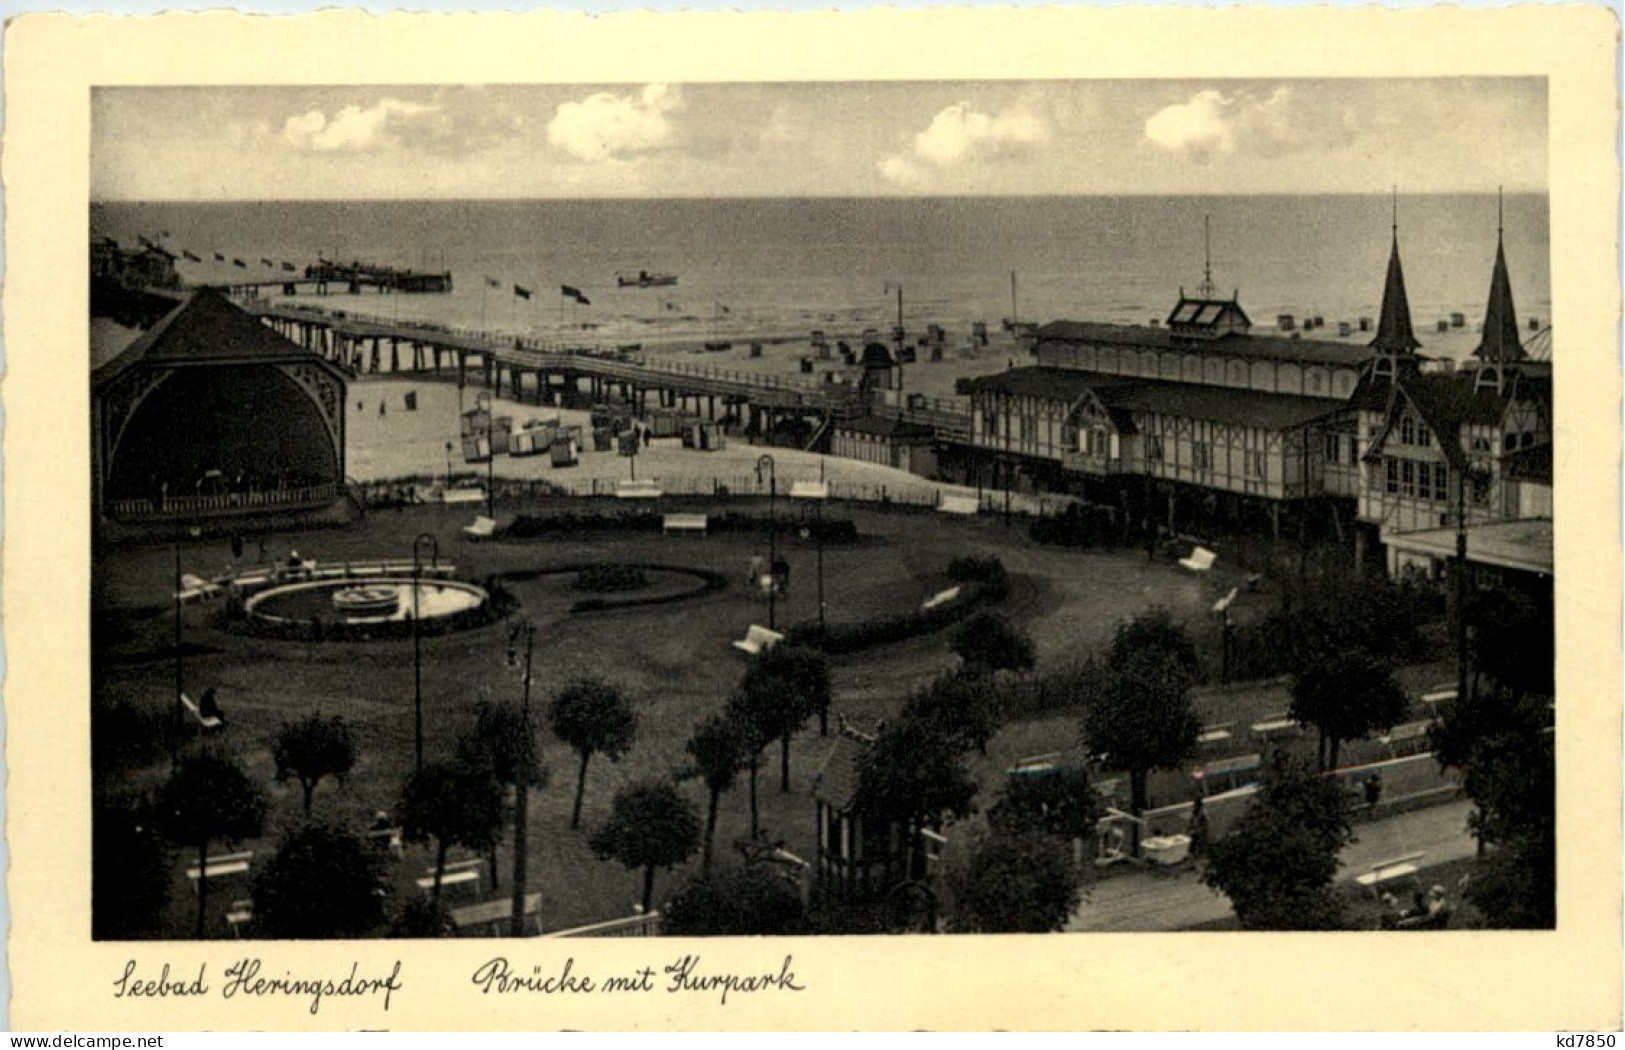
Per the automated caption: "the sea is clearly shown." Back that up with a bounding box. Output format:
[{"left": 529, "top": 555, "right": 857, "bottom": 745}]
[{"left": 91, "top": 194, "right": 1551, "bottom": 363}]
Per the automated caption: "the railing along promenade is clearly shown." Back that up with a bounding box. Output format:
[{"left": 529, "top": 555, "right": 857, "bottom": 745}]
[
  {"left": 108, "top": 483, "right": 341, "bottom": 521},
  {"left": 245, "top": 299, "right": 852, "bottom": 411}
]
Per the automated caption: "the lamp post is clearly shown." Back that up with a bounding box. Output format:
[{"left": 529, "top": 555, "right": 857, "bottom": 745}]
[
  {"left": 171, "top": 521, "right": 200, "bottom": 770},
  {"left": 756, "top": 453, "right": 777, "bottom": 630},
  {"left": 507, "top": 619, "right": 536, "bottom": 937},
  {"left": 476, "top": 390, "right": 495, "bottom": 520},
  {"left": 411, "top": 532, "right": 438, "bottom": 773},
  {"left": 1212, "top": 587, "right": 1238, "bottom": 684},
  {"left": 444, "top": 441, "right": 453, "bottom": 488},
  {"left": 799, "top": 502, "right": 826, "bottom": 634}
]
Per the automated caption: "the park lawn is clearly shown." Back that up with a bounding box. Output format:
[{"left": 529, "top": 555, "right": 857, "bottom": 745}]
[{"left": 97, "top": 499, "right": 1380, "bottom": 938}]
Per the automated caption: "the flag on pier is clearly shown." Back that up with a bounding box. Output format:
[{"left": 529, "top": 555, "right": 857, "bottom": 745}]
[
  {"left": 576, "top": 293, "right": 592, "bottom": 307},
  {"left": 717, "top": 302, "right": 731, "bottom": 314},
  {"left": 182, "top": 250, "right": 202, "bottom": 262},
  {"left": 282, "top": 261, "right": 296, "bottom": 272},
  {"left": 233, "top": 258, "right": 247, "bottom": 269},
  {"left": 514, "top": 283, "right": 533, "bottom": 300},
  {"left": 664, "top": 300, "right": 679, "bottom": 311},
  {"left": 485, "top": 276, "right": 501, "bottom": 289},
  {"left": 213, "top": 251, "right": 225, "bottom": 262},
  {"left": 561, "top": 284, "right": 586, "bottom": 302},
  {"left": 261, "top": 257, "right": 274, "bottom": 267}
]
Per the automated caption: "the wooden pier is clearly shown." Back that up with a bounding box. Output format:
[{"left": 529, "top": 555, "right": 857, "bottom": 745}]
[{"left": 243, "top": 298, "right": 975, "bottom": 442}]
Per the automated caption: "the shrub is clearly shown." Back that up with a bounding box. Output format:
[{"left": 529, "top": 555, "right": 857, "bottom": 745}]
[{"left": 1028, "top": 503, "right": 1120, "bottom": 549}]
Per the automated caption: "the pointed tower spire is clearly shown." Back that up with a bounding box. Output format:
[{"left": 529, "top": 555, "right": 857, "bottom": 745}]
[
  {"left": 1474, "top": 187, "right": 1526, "bottom": 363},
  {"left": 1371, "top": 187, "right": 1421, "bottom": 355},
  {"left": 1196, "top": 214, "right": 1219, "bottom": 298}
]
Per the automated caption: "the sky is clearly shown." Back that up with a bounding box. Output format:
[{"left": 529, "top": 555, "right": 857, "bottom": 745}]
[{"left": 91, "top": 78, "right": 1548, "bottom": 200}]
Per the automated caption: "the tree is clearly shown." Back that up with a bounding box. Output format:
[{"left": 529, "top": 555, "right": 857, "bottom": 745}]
[
  {"left": 1202, "top": 752, "right": 1354, "bottom": 930},
  {"left": 457, "top": 698, "right": 548, "bottom": 897},
  {"left": 251, "top": 821, "right": 389, "bottom": 938},
  {"left": 732, "top": 645, "right": 831, "bottom": 793},
  {"left": 1468, "top": 589, "right": 1555, "bottom": 701},
  {"left": 987, "top": 765, "right": 1102, "bottom": 842},
  {"left": 1289, "top": 652, "right": 1409, "bottom": 771},
  {"left": 271, "top": 712, "right": 357, "bottom": 814},
  {"left": 1080, "top": 649, "right": 1199, "bottom": 849},
  {"left": 93, "top": 791, "right": 171, "bottom": 940},
  {"left": 399, "top": 760, "right": 505, "bottom": 907},
  {"left": 156, "top": 752, "right": 268, "bottom": 938},
  {"left": 663, "top": 865, "right": 807, "bottom": 936},
  {"left": 686, "top": 712, "right": 750, "bottom": 869},
  {"left": 852, "top": 718, "right": 978, "bottom": 853},
  {"left": 950, "top": 611, "right": 1036, "bottom": 676},
  {"left": 550, "top": 678, "right": 637, "bottom": 829},
  {"left": 1107, "top": 607, "right": 1200, "bottom": 674},
  {"left": 901, "top": 671, "right": 1005, "bottom": 755},
  {"left": 590, "top": 781, "right": 702, "bottom": 914},
  {"left": 458, "top": 699, "right": 546, "bottom": 791},
  {"left": 948, "top": 829, "right": 1081, "bottom": 933}
]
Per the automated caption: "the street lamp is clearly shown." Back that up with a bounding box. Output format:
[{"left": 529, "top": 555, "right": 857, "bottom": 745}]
[
  {"left": 171, "top": 519, "right": 202, "bottom": 770},
  {"left": 411, "top": 532, "right": 439, "bottom": 773},
  {"left": 756, "top": 454, "right": 777, "bottom": 630},
  {"left": 798, "top": 502, "right": 826, "bottom": 633},
  {"left": 444, "top": 441, "right": 453, "bottom": 488},
  {"left": 476, "top": 390, "right": 495, "bottom": 520},
  {"left": 506, "top": 619, "right": 537, "bottom": 937},
  {"left": 1212, "top": 587, "right": 1238, "bottom": 684}
]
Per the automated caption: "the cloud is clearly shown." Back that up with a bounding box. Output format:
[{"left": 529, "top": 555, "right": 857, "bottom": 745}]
[
  {"left": 879, "top": 101, "right": 1049, "bottom": 185},
  {"left": 1144, "top": 87, "right": 1367, "bottom": 161},
  {"left": 280, "top": 98, "right": 438, "bottom": 152},
  {"left": 546, "top": 83, "right": 681, "bottom": 162}
]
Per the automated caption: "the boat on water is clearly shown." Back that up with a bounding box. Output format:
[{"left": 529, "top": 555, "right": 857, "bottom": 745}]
[{"left": 617, "top": 269, "right": 678, "bottom": 288}]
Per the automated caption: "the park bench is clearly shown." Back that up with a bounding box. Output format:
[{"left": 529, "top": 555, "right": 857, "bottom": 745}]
[
  {"left": 1250, "top": 714, "right": 1300, "bottom": 742},
  {"left": 1354, "top": 852, "right": 1426, "bottom": 897},
  {"left": 187, "top": 850, "right": 254, "bottom": 888},
  {"left": 663, "top": 513, "right": 709, "bottom": 535},
  {"left": 1419, "top": 686, "right": 1458, "bottom": 709},
  {"left": 175, "top": 573, "right": 223, "bottom": 604},
  {"left": 789, "top": 481, "right": 829, "bottom": 500},
  {"left": 417, "top": 858, "right": 483, "bottom": 896},
  {"left": 452, "top": 893, "right": 544, "bottom": 937},
  {"left": 442, "top": 488, "right": 486, "bottom": 505},
  {"left": 366, "top": 825, "right": 405, "bottom": 858},
  {"left": 937, "top": 493, "right": 980, "bottom": 516},
  {"left": 226, "top": 899, "right": 254, "bottom": 937},
  {"left": 179, "top": 693, "right": 223, "bottom": 731},
  {"left": 920, "top": 586, "right": 961, "bottom": 611},
  {"left": 462, "top": 515, "right": 497, "bottom": 540},
  {"left": 732, "top": 624, "right": 784, "bottom": 656},
  {"left": 1179, "top": 546, "right": 1217, "bottom": 572},
  {"left": 616, "top": 479, "right": 664, "bottom": 500},
  {"left": 1197, "top": 722, "right": 1235, "bottom": 747},
  {"left": 1378, "top": 720, "right": 1435, "bottom": 757}
]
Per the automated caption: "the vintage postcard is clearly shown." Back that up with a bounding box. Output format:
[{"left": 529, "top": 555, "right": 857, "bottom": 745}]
[{"left": 4, "top": 5, "right": 1620, "bottom": 1031}]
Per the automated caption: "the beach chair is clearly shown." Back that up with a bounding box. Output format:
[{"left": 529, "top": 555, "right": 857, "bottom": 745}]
[
  {"left": 176, "top": 573, "right": 222, "bottom": 604},
  {"left": 733, "top": 624, "right": 784, "bottom": 656},
  {"left": 1355, "top": 852, "right": 1426, "bottom": 897},
  {"left": 462, "top": 515, "right": 497, "bottom": 540},
  {"left": 1179, "top": 546, "right": 1217, "bottom": 572}
]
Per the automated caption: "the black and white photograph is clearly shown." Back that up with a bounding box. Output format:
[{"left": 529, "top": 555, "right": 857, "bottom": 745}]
[
  {"left": 7, "top": 5, "right": 1617, "bottom": 1030},
  {"left": 85, "top": 74, "right": 1561, "bottom": 944}
]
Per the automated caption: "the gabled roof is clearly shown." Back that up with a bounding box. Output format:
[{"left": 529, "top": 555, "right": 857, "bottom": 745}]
[
  {"left": 1365, "top": 371, "right": 1514, "bottom": 472},
  {"left": 963, "top": 366, "right": 1346, "bottom": 431},
  {"left": 1474, "top": 235, "right": 1526, "bottom": 363},
  {"left": 1166, "top": 295, "right": 1251, "bottom": 331},
  {"left": 93, "top": 286, "right": 338, "bottom": 390},
  {"left": 1371, "top": 232, "right": 1422, "bottom": 354},
  {"left": 1033, "top": 319, "right": 1371, "bottom": 368}
]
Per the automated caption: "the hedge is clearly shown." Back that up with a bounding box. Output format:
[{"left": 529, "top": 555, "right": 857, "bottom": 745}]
[
  {"left": 785, "top": 556, "right": 1012, "bottom": 655},
  {"left": 503, "top": 510, "right": 859, "bottom": 544},
  {"left": 228, "top": 577, "right": 520, "bottom": 643}
]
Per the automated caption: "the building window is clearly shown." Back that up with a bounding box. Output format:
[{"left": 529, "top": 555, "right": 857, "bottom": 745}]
[
  {"left": 1146, "top": 435, "right": 1163, "bottom": 463},
  {"left": 1385, "top": 457, "right": 1399, "bottom": 494},
  {"left": 1416, "top": 461, "right": 1431, "bottom": 501},
  {"left": 1471, "top": 435, "right": 1491, "bottom": 453},
  {"left": 1245, "top": 450, "right": 1265, "bottom": 479},
  {"left": 1193, "top": 441, "right": 1212, "bottom": 473},
  {"left": 1020, "top": 415, "right": 1036, "bottom": 442},
  {"left": 1400, "top": 459, "right": 1415, "bottom": 497},
  {"left": 1434, "top": 466, "right": 1449, "bottom": 503},
  {"left": 984, "top": 411, "right": 998, "bottom": 438},
  {"left": 1324, "top": 434, "right": 1341, "bottom": 463},
  {"left": 1401, "top": 417, "right": 1415, "bottom": 445},
  {"left": 1504, "top": 432, "right": 1518, "bottom": 452}
]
